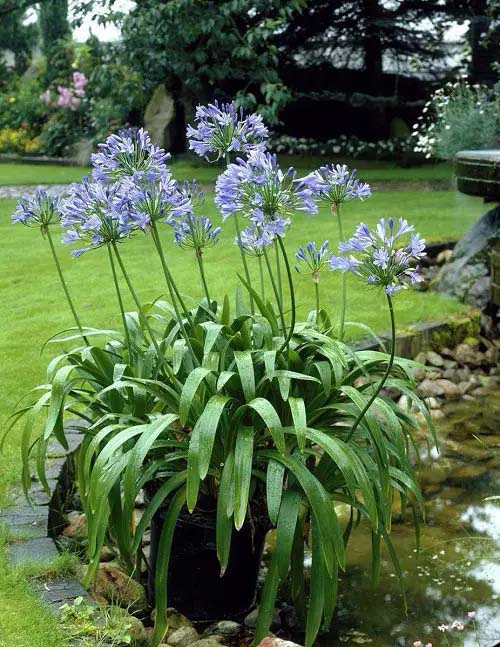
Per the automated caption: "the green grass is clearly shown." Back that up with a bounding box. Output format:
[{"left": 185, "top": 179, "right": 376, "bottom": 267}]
[
  {"left": 0, "top": 187, "right": 483, "bottom": 645},
  {"left": 0, "top": 157, "right": 453, "bottom": 186},
  {"left": 0, "top": 526, "right": 69, "bottom": 646}
]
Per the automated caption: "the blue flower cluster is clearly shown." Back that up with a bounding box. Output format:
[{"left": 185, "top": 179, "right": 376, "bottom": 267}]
[
  {"left": 91, "top": 128, "right": 170, "bottom": 181},
  {"left": 61, "top": 131, "right": 222, "bottom": 256},
  {"left": 295, "top": 241, "right": 330, "bottom": 281},
  {"left": 329, "top": 218, "right": 426, "bottom": 296},
  {"left": 215, "top": 151, "right": 317, "bottom": 252},
  {"left": 187, "top": 101, "right": 268, "bottom": 160},
  {"left": 12, "top": 189, "right": 61, "bottom": 230},
  {"left": 170, "top": 214, "right": 221, "bottom": 251},
  {"left": 300, "top": 164, "right": 371, "bottom": 207},
  {"left": 61, "top": 179, "right": 130, "bottom": 256}
]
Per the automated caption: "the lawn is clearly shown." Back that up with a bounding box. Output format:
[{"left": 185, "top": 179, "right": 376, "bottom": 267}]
[
  {"left": 0, "top": 184, "right": 483, "bottom": 646},
  {"left": 0, "top": 157, "right": 453, "bottom": 186}
]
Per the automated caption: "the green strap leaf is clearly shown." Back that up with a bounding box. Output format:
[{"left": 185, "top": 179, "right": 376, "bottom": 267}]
[
  {"left": 305, "top": 515, "right": 325, "bottom": 647},
  {"left": 216, "top": 451, "right": 234, "bottom": 575},
  {"left": 234, "top": 350, "right": 256, "bottom": 402},
  {"left": 187, "top": 395, "right": 231, "bottom": 511},
  {"left": 179, "top": 367, "right": 212, "bottom": 425},
  {"left": 132, "top": 472, "right": 187, "bottom": 553},
  {"left": 234, "top": 426, "right": 254, "bottom": 530},
  {"left": 276, "top": 490, "right": 302, "bottom": 580},
  {"left": 247, "top": 398, "right": 285, "bottom": 454},
  {"left": 289, "top": 397, "right": 307, "bottom": 452},
  {"left": 266, "top": 460, "right": 285, "bottom": 525},
  {"left": 152, "top": 487, "right": 187, "bottom": 646}
]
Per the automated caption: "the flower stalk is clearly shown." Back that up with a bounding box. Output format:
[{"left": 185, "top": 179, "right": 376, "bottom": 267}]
[
  {"left": 112, "top": 242, "right": 174, "bottom": 378},
  {"left": 334, "top": 203, "right": 347, "bottom": 340},
  {"left": 345, "top": 293, "right": 395, "bottom": 442},
  {"left": 107, "top": 245, "right": 132, "bottom": 359},
  {"left": 46, "top": 227, "right": 89, "bottom": 345}
]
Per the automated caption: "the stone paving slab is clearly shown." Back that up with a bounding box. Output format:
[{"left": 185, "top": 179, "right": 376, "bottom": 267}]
[
  {"left": 0, "top": 505, "right": 48, "bottom": 538},
  {"left": 0, "top": 183, "right": 71, "bottom": 199},
  {"left": 34, "top": 578, "right": 93, "bottom": 609},
  {"left": 7, "top": 537, "right": 59, "bottom": 566}
]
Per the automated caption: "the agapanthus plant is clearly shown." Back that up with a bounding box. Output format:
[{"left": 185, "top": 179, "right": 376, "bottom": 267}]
[
  {"left": 187, "top": 100, "right": 269, "bottom": 161},
  {"left": 9, "top": 107, "right": 434, "bottom": 647}
]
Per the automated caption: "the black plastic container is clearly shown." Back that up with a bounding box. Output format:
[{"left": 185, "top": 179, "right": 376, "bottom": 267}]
[{"left": 147, "top": 502, "right": 268, "bottom": 622}]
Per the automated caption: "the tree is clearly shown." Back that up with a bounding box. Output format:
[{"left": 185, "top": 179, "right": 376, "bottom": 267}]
[
  {"left": 0, "top": 5, "right": 37, "bottom": 73},
  {"left": 118, "top": 0, "right": 306, "bottom": 128},
  {"left": 39, "top": 0, "right": 71, "bottom": 83}
]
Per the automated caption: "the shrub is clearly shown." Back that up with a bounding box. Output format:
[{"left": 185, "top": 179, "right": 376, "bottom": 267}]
[
  {"left": 413, "top": 79, "right": 500, "bottom": 159},
  {"left": 0, "top": 127, "right": 41, "bottom": 154}
]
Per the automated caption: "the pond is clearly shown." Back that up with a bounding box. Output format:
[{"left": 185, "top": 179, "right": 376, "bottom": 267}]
[{"left": 310, "top": 392, "right": 500, "bottom": 647}]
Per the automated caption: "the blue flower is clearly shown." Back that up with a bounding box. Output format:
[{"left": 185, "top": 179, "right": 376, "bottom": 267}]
[
  {"left": 91, "top": 128, "right": 170, "bottom": 181},
  {"left": 295, "top": 241, "right": 330, "bottom": 281},
  {"left": 215, "top": 151, "right": 317, "bottom": 248},
  {"left": 12, "top": 189, "right": 61, "bottom": 230},
  {"left": 187, "top": 101, "right": 268, "bottom": 161},
  {"left": 121, "top": 170, "right": 193, "bottom": 229},
  {"left": 170, "top": 214, "right": 221, "bottom": 250},
  {"left": 60, "top": 177, "right": 132, "bottom": 255},
  {"left": 238, "top": 223, "right": 274, "bottom": 257},
  {"left": 329, "top": 217, "right": 426, "bottom": 295},
  {"left": 299, "top": 163, "right": 371, "bottom": 207}
]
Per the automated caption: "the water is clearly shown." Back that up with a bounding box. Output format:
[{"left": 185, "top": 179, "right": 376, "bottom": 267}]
[{"left": 310, "top": 395, "right": 500, "bottom": 647}]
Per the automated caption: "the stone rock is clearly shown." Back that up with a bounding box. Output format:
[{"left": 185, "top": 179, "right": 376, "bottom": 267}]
[
  {"left": 62, "top": 511, "right": 87, "bottom": 539},
  {"left": 109, "top": 608, "right": 148, "bottom": 644},
  {"left": 245, "top": 606, "right": 281, "bottom": 630},
  {"left": 414, "top": 352, "right": 427, "bottom": 365},
  {"left": 430, "top": 408, "right": 445, "bottom": 421},
  {"left": 168, "top": 626, "right": 199, "bottom": 647},
  {"left": 436, "top": 249, "right": 453, "bottom": 264},
  {"left": 160, "top": 608, "right": 194, "bottom": 639},
  {"left": 435, "top": 205, "right": 500, "bottom": 307},
  {"left": 188, "top": 640, "right": 226, "bottom": 647},
  {"left": 468, "top": 275, "right": 491, "bottom": 309},
  {"left": 91, "top": 562, "right": 147, "bottom": 612},
  {"left": 144, "top": 84, "right": 175, "bottom": 148},
  {"left": 99, "top": 545, "right": 116, "bottom": 562},
  {"left": 424, "top": 396, "right": 441, "bottom": 410},
  {"left": 417, "top": 379, "right": 444, "bottom": 398},
  {"left": 434, "top": 379, "right": 461, "bottom": 399},
  {"left": 447, "top": 463, "right": 488, "bottom": 482},
  {"left": 456, "top": 380, "right": 472, "bottom": 395},
  {"left": 257, "top": 639, "right": 304, "bottom": 647},
  {"left": 442, "top": 367, "right": 460, "bottom": 383},
  {"left": 204, "top": 620, "right": 242, "bottom": 637},
  {"left": 471, "top": 386, "right": 490, "bottom": 397},
  {"left": 426, "top": 350, "right": 445, "bottom": 367}
]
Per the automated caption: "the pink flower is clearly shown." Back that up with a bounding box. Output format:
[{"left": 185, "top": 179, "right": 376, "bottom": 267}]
[
  {"left": 467, "top": 611, "right": 476, "bottom": 619},
  {"left": 72, "top": 71, "right": 87, "bottom": 97},
  {"left": 425, "top": 644, "right": 432, "bottom": 647},
  {"left": 413, "top": 641, "right": 422, "bottom": 647},
  {"left": 40, "top": 90, "right": 52, "bottom": 105},
  {"left": 451, "top": 621, "right": 464, "bottom": 631}
]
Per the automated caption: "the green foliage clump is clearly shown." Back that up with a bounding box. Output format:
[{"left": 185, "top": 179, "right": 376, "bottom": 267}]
[{"left": 413, "top": 80, "right": 500, "bottom": 160}]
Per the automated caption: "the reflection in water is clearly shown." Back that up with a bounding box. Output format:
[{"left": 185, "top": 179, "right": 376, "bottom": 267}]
[{"left": 308, "top": 396, "right": 500, "bottom": 647}]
